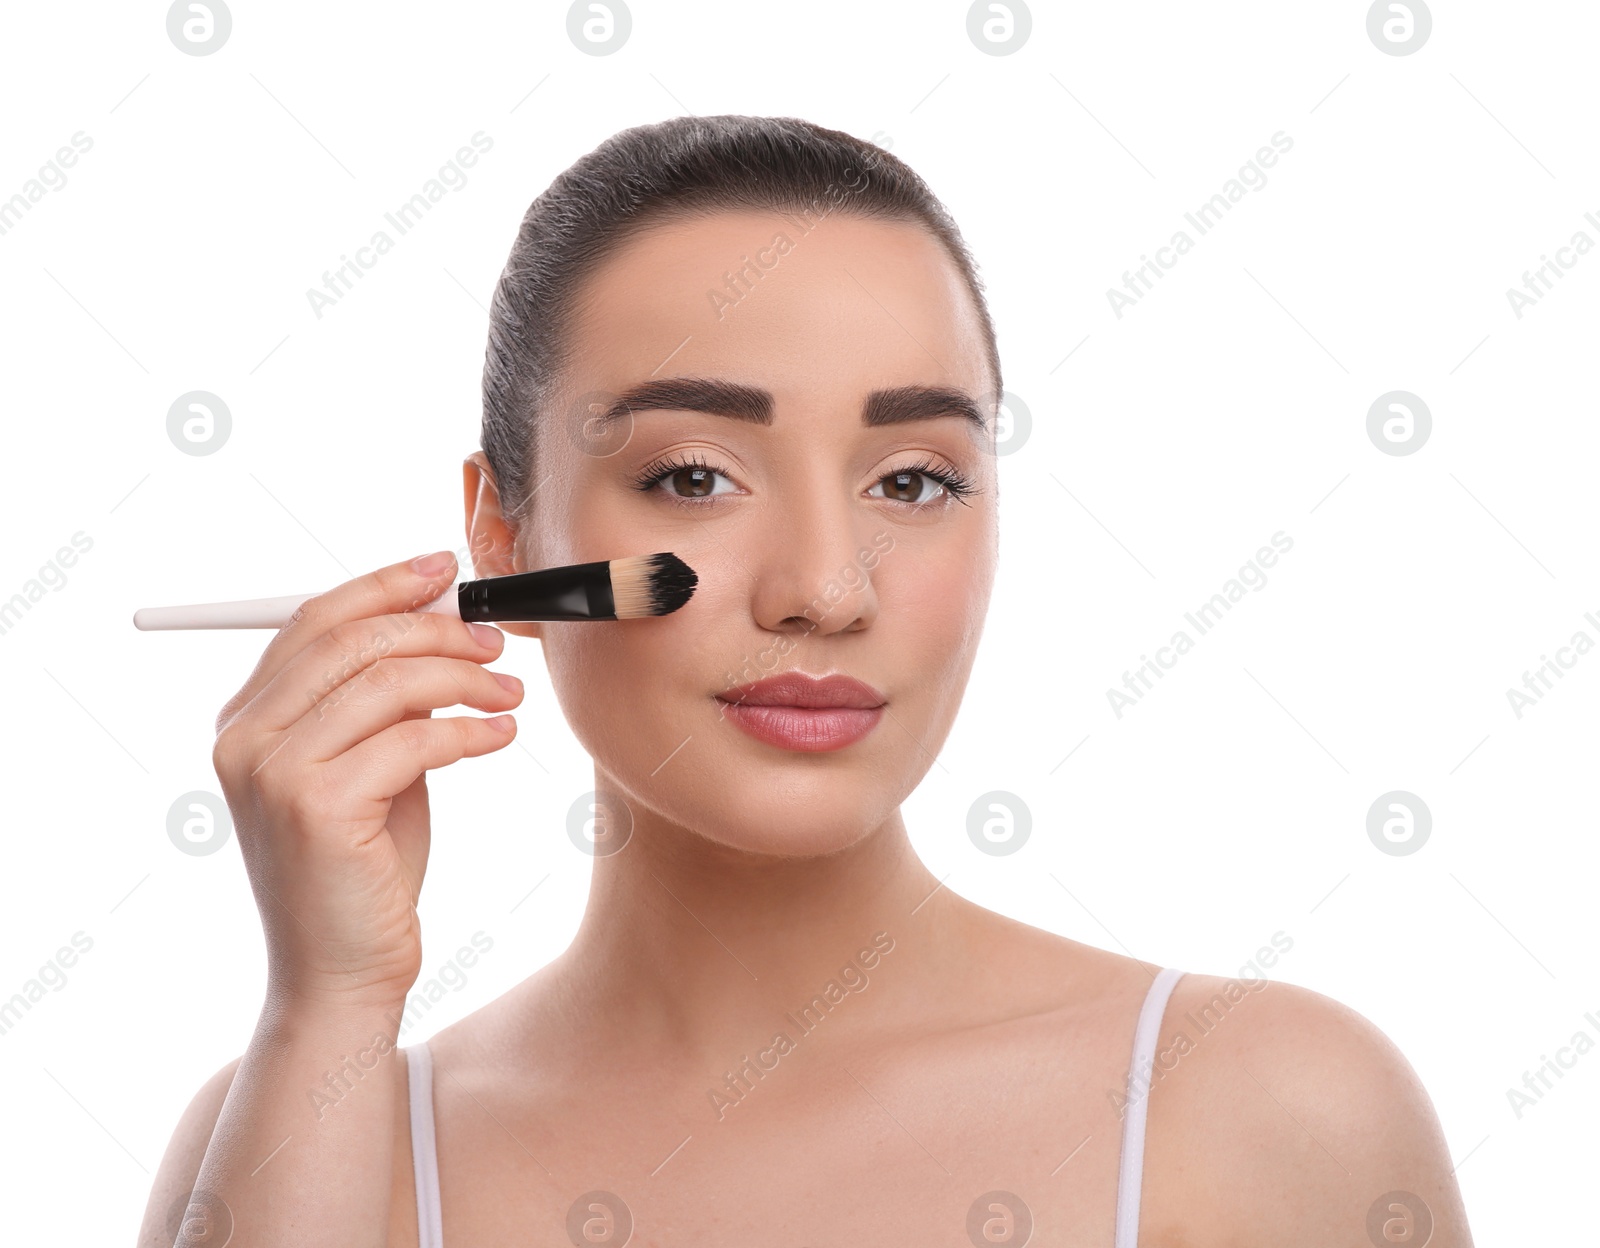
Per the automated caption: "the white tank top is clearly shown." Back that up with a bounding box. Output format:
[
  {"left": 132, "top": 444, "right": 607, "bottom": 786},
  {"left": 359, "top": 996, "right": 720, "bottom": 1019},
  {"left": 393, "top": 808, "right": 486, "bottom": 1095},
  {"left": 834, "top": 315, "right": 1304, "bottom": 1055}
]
[{"left": 404, "top": 966, "right": 1186, "bottom": 1246}]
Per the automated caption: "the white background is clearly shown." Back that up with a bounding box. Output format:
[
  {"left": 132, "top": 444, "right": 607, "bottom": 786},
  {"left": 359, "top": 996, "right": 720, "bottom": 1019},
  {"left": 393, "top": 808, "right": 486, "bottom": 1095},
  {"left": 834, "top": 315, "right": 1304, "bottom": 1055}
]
[{"left": 1, "top": 1, "right": 1594, "bottom": 1242}]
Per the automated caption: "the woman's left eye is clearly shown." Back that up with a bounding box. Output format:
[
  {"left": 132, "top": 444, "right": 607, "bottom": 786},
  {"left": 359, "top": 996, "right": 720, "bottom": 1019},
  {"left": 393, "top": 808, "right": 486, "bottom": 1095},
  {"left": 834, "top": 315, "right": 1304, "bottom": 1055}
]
[{"left": 869, "top": 467, "right": 964, "bottom": 505}]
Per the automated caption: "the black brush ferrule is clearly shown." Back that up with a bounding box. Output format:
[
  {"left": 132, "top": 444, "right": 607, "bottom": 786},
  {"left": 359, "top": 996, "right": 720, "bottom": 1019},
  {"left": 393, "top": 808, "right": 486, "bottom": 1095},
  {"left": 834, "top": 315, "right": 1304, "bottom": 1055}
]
[{"left": 457, "top": 561, "right": 616, "bottom": 622}]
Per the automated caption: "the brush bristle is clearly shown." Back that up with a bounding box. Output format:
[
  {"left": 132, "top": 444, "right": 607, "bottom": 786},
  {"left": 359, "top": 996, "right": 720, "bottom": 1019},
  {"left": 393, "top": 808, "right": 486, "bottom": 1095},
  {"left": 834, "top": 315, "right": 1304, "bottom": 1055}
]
[{"left": 608, "top": 552, "right": 698, "bottom": 618}]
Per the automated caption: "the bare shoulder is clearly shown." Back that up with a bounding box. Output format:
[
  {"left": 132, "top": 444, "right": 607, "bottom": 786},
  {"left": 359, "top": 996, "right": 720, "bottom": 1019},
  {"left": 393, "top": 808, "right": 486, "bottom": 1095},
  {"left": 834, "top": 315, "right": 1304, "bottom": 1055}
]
[
  {"left": 136, "top": 1054, "right": 244, "bottom": 1248},
  {"left": 1139, "top": 972, "right": 1476, "bottom": 1247}
]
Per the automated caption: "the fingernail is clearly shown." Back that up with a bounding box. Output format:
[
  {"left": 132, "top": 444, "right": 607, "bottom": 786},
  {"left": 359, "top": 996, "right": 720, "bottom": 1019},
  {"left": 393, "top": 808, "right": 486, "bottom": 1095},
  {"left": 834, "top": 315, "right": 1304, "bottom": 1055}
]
[
  {"left": 492, "top": 671, "right": 521, "bottom": 692},
  {"left": 468, "top": 622, "right": 501, "bottom": 647},
  {"left": 411, "top": 550, "right": 454, "bottom": 576}
]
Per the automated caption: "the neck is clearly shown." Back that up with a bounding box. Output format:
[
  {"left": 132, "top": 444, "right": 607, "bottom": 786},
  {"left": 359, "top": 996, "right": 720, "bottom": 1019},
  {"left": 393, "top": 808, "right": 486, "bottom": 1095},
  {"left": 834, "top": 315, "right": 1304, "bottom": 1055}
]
[{"left": 542, "top": 773, "right": 971, "bottom": 1075}]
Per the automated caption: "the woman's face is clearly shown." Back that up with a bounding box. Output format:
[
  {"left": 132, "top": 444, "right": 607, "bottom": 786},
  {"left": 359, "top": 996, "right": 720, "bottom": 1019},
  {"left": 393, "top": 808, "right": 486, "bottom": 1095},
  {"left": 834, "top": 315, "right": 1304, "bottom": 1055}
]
[{"left": 479, "top": 208, "right": 998, "bottom": 857}]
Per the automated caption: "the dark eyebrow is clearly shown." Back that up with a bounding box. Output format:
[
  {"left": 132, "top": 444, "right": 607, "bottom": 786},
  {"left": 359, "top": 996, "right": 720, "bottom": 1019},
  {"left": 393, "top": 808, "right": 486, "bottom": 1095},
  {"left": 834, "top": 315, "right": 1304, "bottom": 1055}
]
[{"left": 595, "top": 377, "right": 987, "bottom": 433}]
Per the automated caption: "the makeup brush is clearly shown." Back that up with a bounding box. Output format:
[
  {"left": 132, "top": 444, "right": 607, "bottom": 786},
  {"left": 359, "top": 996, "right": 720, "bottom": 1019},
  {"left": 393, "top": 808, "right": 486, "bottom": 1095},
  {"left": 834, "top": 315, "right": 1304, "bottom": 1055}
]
[{"left": 132, "top": 552, "right": 698, "bottom": 630}]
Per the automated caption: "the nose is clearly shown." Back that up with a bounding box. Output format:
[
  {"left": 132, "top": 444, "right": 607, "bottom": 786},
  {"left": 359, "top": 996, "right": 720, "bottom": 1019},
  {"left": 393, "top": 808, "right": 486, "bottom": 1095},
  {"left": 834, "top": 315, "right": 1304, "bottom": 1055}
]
[{"left": 746, "top": 497, "right": 881, "bottom": 638}]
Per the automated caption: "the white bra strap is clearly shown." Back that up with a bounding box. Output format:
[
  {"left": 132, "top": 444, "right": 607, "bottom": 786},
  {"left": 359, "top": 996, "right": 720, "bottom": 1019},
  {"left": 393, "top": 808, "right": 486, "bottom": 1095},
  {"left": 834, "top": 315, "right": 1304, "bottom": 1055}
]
[
  {"left": 405, "top": 1043, "right": 445, "bottom": 1248},
  {"left": 1113, "top": 967, "right": 1186, "bottom": 1248}
]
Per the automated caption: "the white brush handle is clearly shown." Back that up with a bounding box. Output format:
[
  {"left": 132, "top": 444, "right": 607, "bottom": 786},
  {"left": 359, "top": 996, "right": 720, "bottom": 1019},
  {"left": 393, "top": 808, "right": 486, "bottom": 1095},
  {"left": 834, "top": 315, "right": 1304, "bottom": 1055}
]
[{"left": 132, "top": 586, "right": 461, "bottom": 630}]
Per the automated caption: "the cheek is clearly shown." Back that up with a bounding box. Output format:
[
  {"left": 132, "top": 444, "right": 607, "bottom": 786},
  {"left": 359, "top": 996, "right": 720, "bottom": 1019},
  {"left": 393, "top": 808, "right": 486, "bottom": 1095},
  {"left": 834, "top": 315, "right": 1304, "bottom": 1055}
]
[
  {"left": 545, "top": 637, "right": 676, "bottom": 811},
  {"left": 539, "top": 549, "right": 743, "bottom": 764},
  {"left": 894, "top": 582, "right": 982, "bottom": 731},
  {"left": 543, "top": 621, "right": 677, "bottom": 762},
  {"left": 879, "top": 531, "right": 992, "bottom": 675}
]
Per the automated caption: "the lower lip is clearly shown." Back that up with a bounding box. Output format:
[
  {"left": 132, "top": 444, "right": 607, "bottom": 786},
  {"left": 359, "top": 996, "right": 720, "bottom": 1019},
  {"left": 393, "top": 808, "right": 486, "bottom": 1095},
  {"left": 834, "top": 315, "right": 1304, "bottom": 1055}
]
[{"left": 716, "top": 700, "right": 884, "bottom": 752}]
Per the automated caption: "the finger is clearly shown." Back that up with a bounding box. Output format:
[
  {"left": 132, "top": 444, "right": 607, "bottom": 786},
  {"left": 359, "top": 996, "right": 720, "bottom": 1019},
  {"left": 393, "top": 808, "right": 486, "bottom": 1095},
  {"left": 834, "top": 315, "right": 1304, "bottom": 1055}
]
[
  {"left": 249, "top": 609, "right": 505, "bottom": 735},
  {"left": 324, "top": 711, "right": 517, "bottom": 809},
  {"left": 215, "top": 551, "right": 471, "bottom": 729},
  {"left": 271, "top": 655, "right": 522, "bottom": 767}
]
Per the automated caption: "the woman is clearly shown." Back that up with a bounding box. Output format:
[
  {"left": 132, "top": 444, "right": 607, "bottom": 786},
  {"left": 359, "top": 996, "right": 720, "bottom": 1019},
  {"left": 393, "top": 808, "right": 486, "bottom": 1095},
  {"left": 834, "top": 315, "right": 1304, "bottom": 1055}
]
[{"left": 139, "top": 115, "right": 1473, "bottom": 1247}]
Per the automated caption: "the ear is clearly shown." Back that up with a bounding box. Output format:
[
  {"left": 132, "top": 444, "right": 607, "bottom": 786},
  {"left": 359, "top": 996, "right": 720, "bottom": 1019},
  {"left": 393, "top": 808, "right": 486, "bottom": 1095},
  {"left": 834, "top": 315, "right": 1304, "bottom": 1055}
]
[{"left": 462, "top": 451, "right": 542, "bottom": 641}]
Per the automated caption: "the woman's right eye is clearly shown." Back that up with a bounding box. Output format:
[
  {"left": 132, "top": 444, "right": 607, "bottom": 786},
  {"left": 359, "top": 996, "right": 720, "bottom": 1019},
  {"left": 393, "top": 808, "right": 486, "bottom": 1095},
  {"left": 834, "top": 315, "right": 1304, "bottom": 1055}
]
[{"left": 633, "top": 455, "right": 739, "bottom": 501}]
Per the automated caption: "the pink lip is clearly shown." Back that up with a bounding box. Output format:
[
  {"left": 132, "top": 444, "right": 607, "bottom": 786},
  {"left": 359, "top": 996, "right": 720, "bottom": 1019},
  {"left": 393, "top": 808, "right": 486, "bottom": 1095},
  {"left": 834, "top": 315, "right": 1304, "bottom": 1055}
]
[{"left": 715, "top": 672, "right": 886, "bottom": 752}]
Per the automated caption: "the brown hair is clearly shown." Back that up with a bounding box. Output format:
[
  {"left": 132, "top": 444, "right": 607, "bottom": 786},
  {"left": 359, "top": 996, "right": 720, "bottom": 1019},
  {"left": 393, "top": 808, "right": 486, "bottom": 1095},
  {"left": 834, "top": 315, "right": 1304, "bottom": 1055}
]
[{"left": 480, "top": 113, "right": 1002, "bottom": 526}]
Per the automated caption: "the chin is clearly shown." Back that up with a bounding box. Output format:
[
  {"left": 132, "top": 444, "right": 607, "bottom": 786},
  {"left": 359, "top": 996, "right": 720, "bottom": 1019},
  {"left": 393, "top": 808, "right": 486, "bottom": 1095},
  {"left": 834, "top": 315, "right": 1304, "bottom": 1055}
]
[
  {"left": 626, "top": 753, "right": 907, "bottom": 860},
  {"left": 687, "top": 807, "right": 886, "bottom": 860}
]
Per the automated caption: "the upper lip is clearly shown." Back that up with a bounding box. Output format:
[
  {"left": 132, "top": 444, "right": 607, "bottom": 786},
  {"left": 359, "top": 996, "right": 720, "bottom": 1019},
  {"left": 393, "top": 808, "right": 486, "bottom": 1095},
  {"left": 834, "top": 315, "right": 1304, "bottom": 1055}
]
[{"left": 717, "top": 672, "right": 886, "bottom": 709}]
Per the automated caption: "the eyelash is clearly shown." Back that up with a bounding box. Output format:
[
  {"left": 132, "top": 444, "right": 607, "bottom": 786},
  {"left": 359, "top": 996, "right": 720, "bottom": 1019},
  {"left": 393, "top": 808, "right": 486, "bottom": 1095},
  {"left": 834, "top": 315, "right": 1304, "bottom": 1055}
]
[{"left": 631, "top": 453, "right": 979, "bottom": 508}]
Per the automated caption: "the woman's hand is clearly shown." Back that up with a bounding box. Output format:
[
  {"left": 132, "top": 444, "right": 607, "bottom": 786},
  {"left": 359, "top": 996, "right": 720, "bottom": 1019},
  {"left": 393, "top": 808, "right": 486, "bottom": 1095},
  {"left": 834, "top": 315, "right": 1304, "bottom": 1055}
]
[{"left": 209, "top": 551, "right": 522, "bottom": 1012}]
